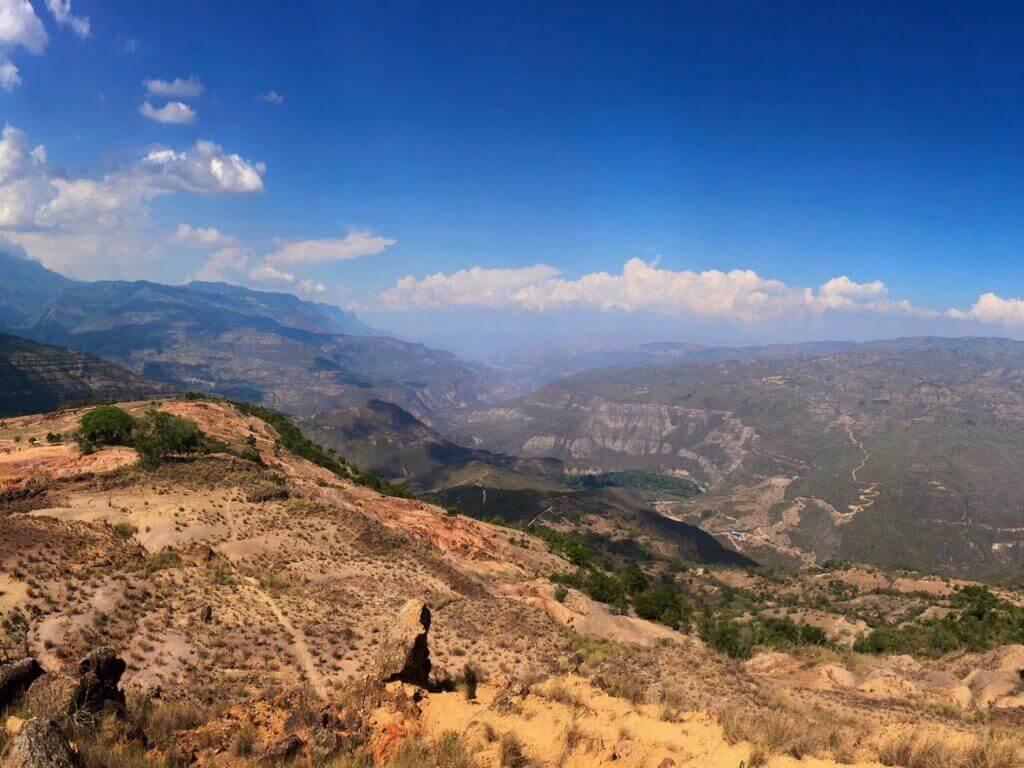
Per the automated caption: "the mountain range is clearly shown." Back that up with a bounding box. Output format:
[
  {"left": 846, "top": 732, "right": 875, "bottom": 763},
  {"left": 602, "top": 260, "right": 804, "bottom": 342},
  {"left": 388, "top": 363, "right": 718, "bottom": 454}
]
[
  {"left": 9, "top": 249, "right": 1024, "bottom": 580},
  {"left": 0, "top": 333, "right": 174, "bottom": 417},
  {"left": 0, "top": 250, "right": 513, "bottom": 423},
  {"left": 444, "top": 336, "right": 1024, "bottom": 579}
]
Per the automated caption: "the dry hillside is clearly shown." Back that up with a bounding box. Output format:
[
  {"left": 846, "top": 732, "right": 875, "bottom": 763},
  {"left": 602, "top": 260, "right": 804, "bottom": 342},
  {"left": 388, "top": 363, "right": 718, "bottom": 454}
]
[{"left": 1, "top": 398, "right": 1023, "bottom": 768}]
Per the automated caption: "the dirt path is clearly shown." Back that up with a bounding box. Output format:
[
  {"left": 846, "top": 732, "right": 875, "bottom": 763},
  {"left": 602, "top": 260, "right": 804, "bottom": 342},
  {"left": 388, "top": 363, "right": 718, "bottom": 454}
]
[
  {"left": 242, "top": 578, "right": 328, "bottom": 700},
  {"left": 841, "top": 419, "right": 880, "bottom": 518}
]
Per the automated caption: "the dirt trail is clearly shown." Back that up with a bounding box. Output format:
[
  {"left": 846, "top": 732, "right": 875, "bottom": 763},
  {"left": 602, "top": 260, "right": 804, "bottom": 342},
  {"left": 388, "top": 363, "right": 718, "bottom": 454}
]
[
  {"left": 838, "top": 418, "right": 880, "bottom": 521},
  {"left": 241, "top": 578, "right": 328, "bottom": 700}
]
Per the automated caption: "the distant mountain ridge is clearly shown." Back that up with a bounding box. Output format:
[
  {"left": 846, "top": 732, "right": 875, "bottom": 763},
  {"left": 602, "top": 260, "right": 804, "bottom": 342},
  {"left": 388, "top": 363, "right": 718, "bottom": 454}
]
[
  {"left": 0, "top": 251, "right": 513, "bottom": 422},
  {"left": 446, "top": 336, "right": 1024, "bottom": 579},
  {"left": 303, "top": 399, "right": 753, "bottom": 569},
  {"left": 0, "top": 333, "right": 174, "bottom": 417}
]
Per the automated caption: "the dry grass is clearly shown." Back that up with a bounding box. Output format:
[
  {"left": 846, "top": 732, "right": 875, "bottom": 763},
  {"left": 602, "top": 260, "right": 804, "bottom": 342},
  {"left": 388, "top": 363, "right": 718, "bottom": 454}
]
[
  {"left": 498, "top": 732, "right": 529, "bottom": 768},
  {"left": 717, "top": 705, "right": 865, "bottom": 764}
]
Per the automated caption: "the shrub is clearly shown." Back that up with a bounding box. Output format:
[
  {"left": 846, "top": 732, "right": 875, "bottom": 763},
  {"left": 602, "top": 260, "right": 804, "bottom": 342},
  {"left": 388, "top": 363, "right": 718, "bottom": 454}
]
[
  {"left": 462, "top": 663, "right": 478, "bottom": 701},
  {"left": 554, "top": 585, "right": 568, "bottom": 603},
  {"left": 584, "top": 570, "right": 627, "bottom": 610},
  {"left": 498, "top": 733, "right": 528, "bottom": 768},
  {"left": 132, "top": 410, "right": 203, "bottom": 465},
  {"left": 618, "top": 563, "right": 650, "bottom": 596},
  {"left": 79, "top": 406, "right": 134, "bottom": 447},
  {"left": 633, "top": 585, "right": 693, "bottom": 629}
]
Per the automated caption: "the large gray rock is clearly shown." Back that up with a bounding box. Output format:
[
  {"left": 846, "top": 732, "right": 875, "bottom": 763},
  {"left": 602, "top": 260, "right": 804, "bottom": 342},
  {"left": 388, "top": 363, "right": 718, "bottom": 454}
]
[
  {"left": 1, "top": 719, "right": 79, "bottom": 768},
  {"left": 372, "top": 600, "right": 432, "bottom": 688},
  {"left": 0, "top": 659, "right": 42, "bottom": 711}
]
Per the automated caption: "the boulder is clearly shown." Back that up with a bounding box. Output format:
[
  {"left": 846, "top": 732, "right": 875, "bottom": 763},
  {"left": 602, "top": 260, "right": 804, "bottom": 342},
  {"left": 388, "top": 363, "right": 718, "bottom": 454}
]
[
  {"left": 0, "top": 659, "right": 43, "bottom": 711},
  {"left": 258, "top": 734, "right": 303, "bottom": 765},
  {"left": 24, "top": 675, "right": 81, "bottom": 723},
  {"left": 372, "top": 600, "right": 432, "bottom": 688},
  {"left": 307, "top": 726, "right": 340, "bottom": 762},
  {"left": 742, "top": 651, "right": 797, "bottom": 677},
  {"left": 25, "top": 647, "right": 126, "bottom": 722},
  {"left": 921, "top": 671, "right": 972, "bottom": 710},
  {"left": 856, "top": 669, "right": 919, "bottom": 700},
  {"left": 882, "top": 654, "right": 922, "bottom": 676},
  {"left": 1, "top": 718, "right": 79, "bottom": 768},
  {"left": 799, "top": 663, "right": 856, "bottom": 691},
  {"left": 965, "top": 668, "right": 1019, "bottom": 708},
  {"left": 989, "top": 644, "right": 1024, "bottom": 673}
]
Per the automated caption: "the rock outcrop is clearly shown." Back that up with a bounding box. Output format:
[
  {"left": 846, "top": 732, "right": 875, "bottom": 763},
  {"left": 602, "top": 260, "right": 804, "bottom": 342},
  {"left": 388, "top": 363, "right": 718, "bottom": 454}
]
[
  {"left": 0, "top": 658, "right": 42, "bottom": 711},
  {"left": 25, "top": 647, "right": 125, "bottom": 722},
  {"left": 0, "top": 719, "right": 79, "bottom": 768},
  {"left": 373, "top": 600, "right": 432, "bottom": 688}
]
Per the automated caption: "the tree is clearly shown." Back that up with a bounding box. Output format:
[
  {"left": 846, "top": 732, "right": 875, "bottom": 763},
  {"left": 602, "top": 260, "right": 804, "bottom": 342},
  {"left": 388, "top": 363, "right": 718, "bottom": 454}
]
[
  {"left": 132, "top": 410, "right": 203, "bottom": 464},
  {"left": 618, "top": 563, "right": 650, "bottom": 597},
  {"left": 634, "top": 585, "right": 692, "bottom": 629},
  {"left": 79, "top": 406, "right": 134, "bottom": 447}
]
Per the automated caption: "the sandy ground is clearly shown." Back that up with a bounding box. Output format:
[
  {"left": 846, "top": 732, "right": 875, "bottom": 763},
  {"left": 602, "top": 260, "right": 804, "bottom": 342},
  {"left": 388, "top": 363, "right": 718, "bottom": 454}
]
[{"left": 418, "top": 675, "right": 886, "bottom": 768}]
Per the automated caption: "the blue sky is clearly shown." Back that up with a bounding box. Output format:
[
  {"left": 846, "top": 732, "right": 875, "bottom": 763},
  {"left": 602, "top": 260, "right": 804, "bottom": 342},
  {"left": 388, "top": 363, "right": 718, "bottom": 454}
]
[{"left": 4, "top": 1, "right": 1024, "bottom": 352}]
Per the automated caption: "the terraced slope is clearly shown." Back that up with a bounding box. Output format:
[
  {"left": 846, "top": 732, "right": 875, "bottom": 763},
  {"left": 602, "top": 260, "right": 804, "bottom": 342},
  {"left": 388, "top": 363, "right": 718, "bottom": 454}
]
[{"left": 0, "top": 333, "right": 174, "bottom": 417}]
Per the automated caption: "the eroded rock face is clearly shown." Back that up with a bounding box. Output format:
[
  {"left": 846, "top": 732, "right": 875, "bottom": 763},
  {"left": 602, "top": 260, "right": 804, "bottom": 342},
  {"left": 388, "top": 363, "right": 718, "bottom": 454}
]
[
  {"left": 0, "top": 658, "right": 43, "bottom": 712},
  {"left": 24, "top": 675, "right": 81, "bottom": 723},
  {"left": 25, "top": 647, "right": 126, "bottom": 722},
  {"left": 76, "top": 646, "right": 126, "bottom": 711},
  {"left": 373, "top": 600, "right": 432, "bottom": 688},
  {"left": 1, "top": 718, "right": 79, "bottom": 768}
]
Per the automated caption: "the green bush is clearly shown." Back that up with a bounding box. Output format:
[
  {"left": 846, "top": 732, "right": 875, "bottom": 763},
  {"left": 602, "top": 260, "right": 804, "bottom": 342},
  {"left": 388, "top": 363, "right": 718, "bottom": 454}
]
[
  {"left": 79, "top": 406, "right": 134, "bottom": 447},
  {"left": 132, "top": 410, "right": 203, "bottom": 465},
  {"left": 584, "top": 570, "right": 627, "bottom": 611},
  {"left": 633, "top": 585, "right": 693, "bottom": 629},
  {"left": 854, "top": 585, "right": 1024, "bottom": 657},
  {"left": 618, "top": 562, "right": 650, "bottom": 596}
]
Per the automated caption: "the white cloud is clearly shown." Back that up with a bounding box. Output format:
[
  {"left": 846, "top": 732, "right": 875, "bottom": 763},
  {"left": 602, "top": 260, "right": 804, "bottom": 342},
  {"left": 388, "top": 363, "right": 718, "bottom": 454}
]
[
  {"left": 173, "top": 223, "right": 237, "bottom": 249},
  {"left": 0, "top": 57, "right": 19, "bottom": 91},
  {"left": 0, "top": 124, "right": 268, "bottom": 278},
  {"left": 194, "top": 247, "right": 251, "bottom": 281},
  {"left": 142, "top": 140, "right": 265, "bottom": 195},
  {"left": 381, "top": 258, "right": 944, "bottom": 324},
  {"left": 0, "top": 0, "right": 47, "bottom": 54},
  {"left": 266, "top": 230, "right": 396, "bottom": 265},
  {"left": 45, "top": 0, "right": 89, "bottom": 38},
  {"left": 143, "top": 76, "right": 204, "bottom": 98},
  {"left": 140, "top": 101, "right": 197, "bottom": 125},
  {"left": 34, "top": 177, "right": 144, "bottom": 230},
  {"left": 383, "top": 264, "right": 560, "bottom": 310},
  {"left": 947, "top": 293, "right": 1024, "bottom": 326},
  {"left": 259, "top": 90, "right": 283, "bottom": 105}
]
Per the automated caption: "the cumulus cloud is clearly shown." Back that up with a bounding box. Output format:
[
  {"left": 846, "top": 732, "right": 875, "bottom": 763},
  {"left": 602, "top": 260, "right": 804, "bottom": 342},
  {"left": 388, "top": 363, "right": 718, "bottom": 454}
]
[
  {"left": 381, "top": 258, "right": 946, "bottom": 324},
  {"left": 173, "top": 223, "right": 237, "bottom": 248},
  {"left": 947, "top": 293, "right": 1024, "bottom": 326},
  {"left": 246, "top": 261, "right": 325, "bottom": 296},
  {"left": 142, "top": 140, "right": 265, "bottom": 195},
  {"left": 0, "top": 0, "right": 47, "bottom": 54},
  {"left": 383, "top": 264, "right": 561, "bottom": 311},
  {"left": 45, "top": 0, "right": 89, "bottom": 38},
  {"left": 140, "top": 101, "right": 197, "bottom": 125},
  {"left": 194, "top": 247, "right": 251, "bottom": 282},
  {"left": 143, "top": 76, "right": 204, "bottom": 98},
  {"left": 259, "top": 90, "right": 283, "bottom": 104},
  {"left": 0, "top": 124, "right": 268, "bottom": 277},
  {"left": 0, "top": 57, "right": 19, "bottom": 91},
  {"left": 265, "top": 230, "right": 396, "bottom": 265}
]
